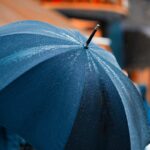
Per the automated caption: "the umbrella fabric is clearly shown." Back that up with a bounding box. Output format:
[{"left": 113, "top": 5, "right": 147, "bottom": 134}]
[
  {"left": 138, "top": 85, "right": 150, "bottom": 126},
  {"left": 0, "top": 127, "right": 24, "bottom": 150},
  {"left": 0, "top": 21, "right": 149, "bottom": 150}
]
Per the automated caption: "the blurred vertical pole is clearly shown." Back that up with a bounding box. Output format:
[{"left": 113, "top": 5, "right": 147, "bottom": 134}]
[{"left": 107, "top": 21, "right": 125, "bottom": 68}]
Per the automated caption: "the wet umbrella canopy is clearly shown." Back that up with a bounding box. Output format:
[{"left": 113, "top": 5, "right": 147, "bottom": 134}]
[{"left": 0, "top": 21, "right": 149, "bottom": 150}]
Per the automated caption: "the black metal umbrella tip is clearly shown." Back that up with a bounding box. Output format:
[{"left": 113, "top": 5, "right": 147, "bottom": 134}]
[
  {"left": 94, "top": 24, "right": 100, "bottom": 30},
  {"left": 84, "top": 24, "right": 100, "bottom": 49}
]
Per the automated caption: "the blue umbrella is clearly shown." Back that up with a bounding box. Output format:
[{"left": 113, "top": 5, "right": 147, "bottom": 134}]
[
  {"left": 0, "top": 126, "right": 25, "bottom": 150},
  {"left": 138, "top": 85, "right": 150, "bottom": 126},
  {"left": 0, "top": 21, "right": 149, "bottom": 150}
]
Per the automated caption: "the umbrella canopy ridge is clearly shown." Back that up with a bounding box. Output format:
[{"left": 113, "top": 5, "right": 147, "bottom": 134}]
[{"left": 0, "top": 21, "right": 149, "bottom": 150}]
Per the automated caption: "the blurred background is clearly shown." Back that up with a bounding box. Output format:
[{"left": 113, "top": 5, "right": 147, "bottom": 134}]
[{"left": 0, "top": 0, "right": 150, "bottom": 149}]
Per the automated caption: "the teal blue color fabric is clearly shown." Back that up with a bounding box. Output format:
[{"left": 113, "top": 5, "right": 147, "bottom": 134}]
[
  {"left": 144, "top": 101, "right": 150, "bottom": 126},
  {"left": 0, "top": 127, "right": 23, "bottom": 150},
  {"left": 138, "top": 85, "right": 150, "bottom": 126},
  {"left": 0, "top": 21, "right": 149, "bottom": 150}
]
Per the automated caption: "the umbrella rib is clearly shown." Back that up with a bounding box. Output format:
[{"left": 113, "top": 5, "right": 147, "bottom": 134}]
[
  {"left": 89, "top": 48, "right": 120, "bottom": 69},
  {"left": 64, "top": 28, "right": 84, "bottom": 44},
  {"left": 0, "top": 32, "right": 80, "bottom": 45},
  {"left": 86, "top": 51, "right": 98, "bottom": 73},
  {"left": 0, "top": 45, "right": 79, "bottom": 63},
  {"left": 62, "top": 33, "right": 80, "bottom": 44}
]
